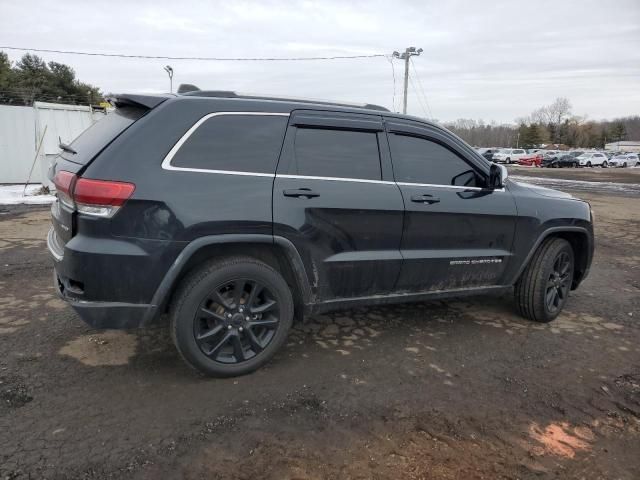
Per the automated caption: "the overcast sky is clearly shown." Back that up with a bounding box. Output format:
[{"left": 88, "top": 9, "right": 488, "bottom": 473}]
[{"left": 2, "top": 0, "right": 639, "bottom": 123}]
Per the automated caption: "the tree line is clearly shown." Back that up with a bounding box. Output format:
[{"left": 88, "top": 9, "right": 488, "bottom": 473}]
[
  {"left": 445, "top": 98, "right": 638, "bottom": 149},
  {"left": 0, "top": 51, "right": 102, "bottom": 106}
]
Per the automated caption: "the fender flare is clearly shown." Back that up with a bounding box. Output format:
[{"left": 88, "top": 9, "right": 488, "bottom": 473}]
[
  {"left": 142, "top": 234, "right": 311, "bottom": 325},
  {"left": 509, "top": 226, "right": 593, "bottom": 285}
]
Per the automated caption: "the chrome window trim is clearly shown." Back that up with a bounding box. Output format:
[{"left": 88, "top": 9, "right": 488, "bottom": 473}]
[
  {"left": 396, "top": 181, "right": 504, "bottom": 192},
  {"left": 277, "top": 174, "right": 395, "bottom": 185},
  {"left": 161, "top": 111, "right": 289, "bottom": 175}
]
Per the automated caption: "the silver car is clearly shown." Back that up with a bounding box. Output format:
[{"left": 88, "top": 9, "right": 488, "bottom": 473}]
[{"left": 608, "top": 153, "right": 640, "bottom": 168}]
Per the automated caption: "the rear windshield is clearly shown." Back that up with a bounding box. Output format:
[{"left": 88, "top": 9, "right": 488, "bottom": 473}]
[{"left": 60, "top": 107, "right": 145, "bottom": 164}]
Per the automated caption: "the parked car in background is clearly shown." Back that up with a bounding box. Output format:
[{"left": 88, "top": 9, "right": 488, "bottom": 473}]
[
  {"left": 518, "top": 152, "right": 543, "bottom": 166},
  {"left": 609, "top": 153, "right": 640, "bottom": 167},
  {"left": 476, "top": 148, "right": 501, "bottom": 162},
  {"left": 576, "top": 152, "right": 608, "bottom": 167},
  {"left": 542, "top": 154, "right": 579, "bottom": 168},
  {"left": 493, "top": 148, "right": 528, "bottom": 164}
]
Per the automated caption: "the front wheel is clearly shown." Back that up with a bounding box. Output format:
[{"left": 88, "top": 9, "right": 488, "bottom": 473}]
[
  {"left": 506, "top": 157, "right": 511, "bottom": 164},
  {"left": 623, "top": 162, "right": 627, "bottom": 168},
  {"left": 514, "top": 237, "right": 574, "bottom": 323},
  {"left": 171, "top": 256, "right": 294, "bottom": 377},
  {"left": 586, "top": 161, "right": 592, "bottom": 167},
  {"left": 573, "top": 162, "right": 578, "bottom": 168}
]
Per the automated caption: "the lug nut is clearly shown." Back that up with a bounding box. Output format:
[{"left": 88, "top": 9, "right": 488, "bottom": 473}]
[
  {"left": 245, "top": 316, "right": 250, "bottom": 321},
  {"left": 227, "top": 325, "right": 232, "bottom": 330},
  {"left": 227, "top": 313, "right": 232, "bottom": 318},
  {"left": 239, "top": 327, "right": 244, "bottom": 332}
]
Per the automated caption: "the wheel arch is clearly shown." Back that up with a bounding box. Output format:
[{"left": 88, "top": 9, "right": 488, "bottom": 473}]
[
  {"left": 513, "top": 227, "right": 593, "bottom": 290},
  {"left": 143, "top": 235, "right": 312, "bottom": 325}
]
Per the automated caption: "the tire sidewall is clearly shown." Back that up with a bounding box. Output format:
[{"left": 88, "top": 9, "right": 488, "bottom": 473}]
[
  {"left": 536, "top": 241, "right": 574, "bottom": 322},
  {"left": 172, "top": 260, "right": 294, "bottom": 377}
]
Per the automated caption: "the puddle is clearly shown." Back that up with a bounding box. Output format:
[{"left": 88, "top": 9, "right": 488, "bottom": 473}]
[{"left": 59, "top": 331, "right": 138, "bottom": 366}]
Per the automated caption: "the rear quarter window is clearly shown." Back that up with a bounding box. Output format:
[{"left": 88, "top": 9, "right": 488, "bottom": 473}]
[{"left": 169, "top": 114, "right": 288, "bottom": 174}]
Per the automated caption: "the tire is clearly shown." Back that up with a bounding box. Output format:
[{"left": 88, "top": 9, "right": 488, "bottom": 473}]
[
  {"left": 586, "top": 161, "right": 592, "bottom": 167},
  {"left": 602, "top": 161, "right": 608, "bottom": 168},
  {"left": 573, "top": 162, "right": 578, "bottom": 168},
  {"left": 170, "top": 256, "right": 294, "bottom": 377},
  {"left": 514, "top": 237, "right": 574, "bottom": 323},
  {"left": 506, "top": 157, "right": 511, "bottom": 164},
  {"left": 623, "top": 162, "right": 627, "bottom": 168}
]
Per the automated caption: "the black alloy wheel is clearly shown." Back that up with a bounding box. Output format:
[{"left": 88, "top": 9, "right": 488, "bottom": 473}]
[
  {"left": 194, "top": 279, "right": 280, "bottom": 364},
  {"left": 544, "top": 251, "right": 572, "bottom": 315},
  {"left": 171, "top": 256, "right": 294, "bottom": 377},
  {"left": 514, "top": 237, "right": 574, "bottom": 322}
]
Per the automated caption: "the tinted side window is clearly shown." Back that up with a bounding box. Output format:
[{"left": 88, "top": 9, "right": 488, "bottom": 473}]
[
  {"left": 171, "top": 114, "right": 287, "bottom": 173},
  {"left": 389, "top": 134, "right": 481, "bottom": 187},
  {"left": 293, "top": 128, "right": 381, "bottom": 180}
]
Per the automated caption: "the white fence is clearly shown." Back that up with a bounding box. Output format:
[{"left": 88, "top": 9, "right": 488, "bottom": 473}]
[{"left": 0, "top": 102, "right": 106, "bottom": 185}]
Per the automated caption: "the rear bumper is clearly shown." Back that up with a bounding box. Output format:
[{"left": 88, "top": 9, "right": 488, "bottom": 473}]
[
  {"left": 47, "top": 226, "right": 180, "bottom": 329},
  {"left": 53, "top": 268, "right": 157, "bottom": 329}
]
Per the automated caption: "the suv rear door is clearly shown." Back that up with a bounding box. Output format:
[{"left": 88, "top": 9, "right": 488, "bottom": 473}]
[
  {"left": 385, "top": 119, "right": 518, "bottom": 292},
  {"left": 273, "top": 110, "right": 404, "bottom": 300}
]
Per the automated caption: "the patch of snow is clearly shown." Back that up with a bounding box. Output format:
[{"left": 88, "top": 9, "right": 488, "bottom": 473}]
[
  {"left": 511, "top": 176, "right": 640, "bottom": 196},
  {"left": 0, "top": 184, "right": 56, "bottom": 205}
]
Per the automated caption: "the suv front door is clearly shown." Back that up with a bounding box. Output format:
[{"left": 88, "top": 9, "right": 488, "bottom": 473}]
[
  {"left": 386, "top": 119, "right": 518, "bottom": 292},
  {"left": 273, "top": 110, "right": 404, "bottom": 300}
]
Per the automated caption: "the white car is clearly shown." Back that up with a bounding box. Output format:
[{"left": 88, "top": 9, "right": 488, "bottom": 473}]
[
  {"left": 608, "top": 153, "right": 640, "bottom": 168},
  {"left": 492, "top": 148, "right": 528, "bottom": 164},
  {"left": 576, "top": 152, "right": 608, "bottom": 167}
]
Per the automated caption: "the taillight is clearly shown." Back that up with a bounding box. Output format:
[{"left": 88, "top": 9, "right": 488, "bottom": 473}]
[
  {"left": 74, "top": 178, "right": 135, "bottom": 217},
  {"left": 53, "top": 170, "right": 135, "bottom": 217},
  {"left": 53, "top": 170, "right": 77, "bottom": 208}
]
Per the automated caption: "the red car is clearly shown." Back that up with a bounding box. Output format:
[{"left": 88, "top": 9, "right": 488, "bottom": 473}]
[{"left": 518, "top": 153, "right": 543, "bottom": 167}]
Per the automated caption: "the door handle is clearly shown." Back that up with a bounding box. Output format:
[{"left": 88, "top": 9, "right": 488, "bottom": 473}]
[
  {"left": 411, "top": 194, "right": 440, "bottom": 204},
  {"left": 283, "top": 188, "right": 320, "bottom": 199}
]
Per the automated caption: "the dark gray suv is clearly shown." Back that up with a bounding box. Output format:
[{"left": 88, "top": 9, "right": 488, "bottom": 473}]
[{"left": 48, "top": 88, "right": 594, "bottom": 376}]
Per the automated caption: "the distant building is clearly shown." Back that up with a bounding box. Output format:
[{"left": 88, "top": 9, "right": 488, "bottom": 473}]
[{"left": 605, "top": 140, "right": 640, "bottom": 153}]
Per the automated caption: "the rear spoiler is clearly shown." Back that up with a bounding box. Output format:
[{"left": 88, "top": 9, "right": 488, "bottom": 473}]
[{"left": 107, "top": 93, "right": 173, "bottom": 110}]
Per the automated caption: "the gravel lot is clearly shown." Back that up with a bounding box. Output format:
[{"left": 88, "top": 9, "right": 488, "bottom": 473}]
[{"left": 1, "top": 171, "right": 639, "bottom": 479}]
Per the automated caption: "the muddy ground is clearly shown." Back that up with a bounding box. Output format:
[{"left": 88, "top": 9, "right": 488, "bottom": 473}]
[{"left": 1, "top": 177, "right": 639, "bottom": 479}]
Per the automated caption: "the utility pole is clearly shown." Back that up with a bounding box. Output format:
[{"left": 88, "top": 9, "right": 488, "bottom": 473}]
[
  {"left": 164, "top": 65, "right": 174, "bottom": 93},
  {"left": 392, "top": 47, "right": 423, "bottom": 114}
]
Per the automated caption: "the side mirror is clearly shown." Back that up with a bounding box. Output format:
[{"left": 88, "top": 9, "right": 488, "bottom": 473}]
[{"left": 489, "top": 163, "right": 508, "bottom": 189}]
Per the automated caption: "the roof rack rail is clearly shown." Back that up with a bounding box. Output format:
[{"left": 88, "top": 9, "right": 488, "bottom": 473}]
[{"left": 176, "top": 85, "right": 389, "bottom": 112}]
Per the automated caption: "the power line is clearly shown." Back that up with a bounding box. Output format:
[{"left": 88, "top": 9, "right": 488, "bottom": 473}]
[
  {"left": 407, "top": 71, "right": 430, "bottom": 119},
  {"left": 409, "top": 58, "right": 433, "bottom": 119},
  {"left": 385, "top": 55, "right": 397, "bottom": 113},
  {"left": 0, "top": 45, "right": 387, "bottom": 62}
]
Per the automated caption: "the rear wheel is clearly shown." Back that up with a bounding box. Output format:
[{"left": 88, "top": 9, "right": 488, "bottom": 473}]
[
  {"left": 506, "top": 157, "right": 511, "bottom": 164},
  {"left": 623, "top": 162, "right": 627, "bottom": 168},
  {"left": 602, "top": 161, "right": 608, "bottom": 168},
  {"left": 514, "top": 237, "right": 574, "bottom": 323},
  {"left": 171, "top": 256, "right": 294, "bottom": 377},
  {"left": 573, "top": 162, "right": 578, "bottom": 168}
]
